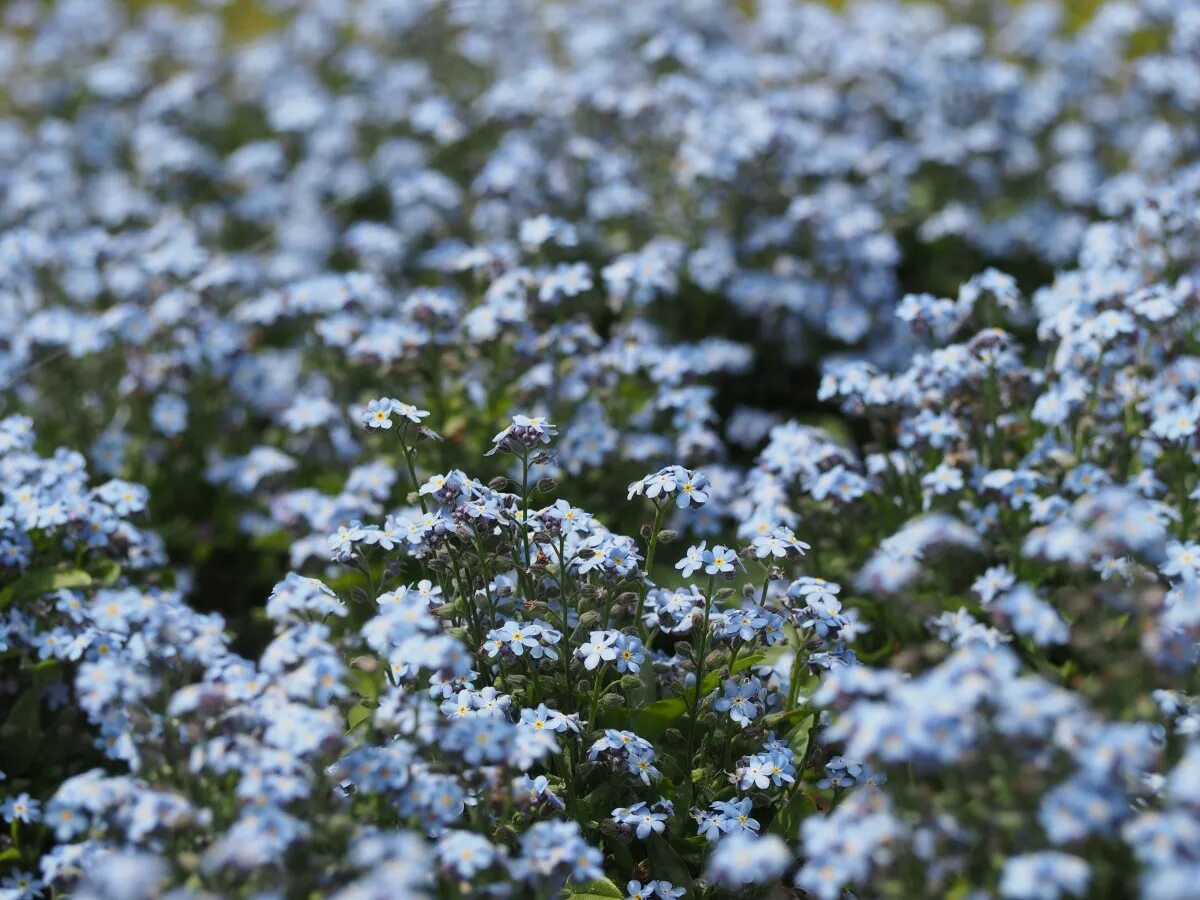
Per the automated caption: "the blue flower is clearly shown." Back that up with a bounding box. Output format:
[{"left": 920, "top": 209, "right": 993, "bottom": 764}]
[
  {"left": 676, "top": 541, "right": 707, "bottom": 578},
  {"left": 706, "top": 832, "right": 791, "bottom": 888},
  {"left": 437, "top": 830, "right": 497, "bottom": 879},
  {"left": 360, "top": 398, "right": 396, "bottom": 429},
  {"left": 150, "top": 394, "right": 188, "bottom": 437},
  {"left": 577, "top": 630, "right": 618, "bottom": 670},
  {"left": 490, "top": 619, "right": 540, "bottom": 657},
  {"left": 703, "top": 544, "right": 739, "bottom": 575},
  {"left": 714, "top": 678, "right": 762, "bottom": 727},
  {"left": 1, "top": 792, "right": 41, "bottom": 824},
  {"left": 613, "top": 634, "right": 646, "bottom": 674},
  {"left": 627, "top": 746, "right": 662, "bottom": 785},
  {"left": 999, "top": 852, "right": 1090, "bottom": 899}
]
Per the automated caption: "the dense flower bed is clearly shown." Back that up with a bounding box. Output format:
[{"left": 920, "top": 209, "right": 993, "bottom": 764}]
[{"left": 3, "top": 0, "right": 1200, "bottom": 897}]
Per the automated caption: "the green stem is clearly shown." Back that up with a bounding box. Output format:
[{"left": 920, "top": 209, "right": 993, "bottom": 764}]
[
  {"left": 557, "top": 533, "right": 574, "bottom": 699},
  {"left": 399, "top": 426, "right": 427, "bottom": 514},
  {"left": 586, "top": 666, "right": 605, "bottom": 727},
  {"left": 983, "top": 365, "right": 1002, "bottom": 467},
  {"left": 685, "top": 575, "right": 717, "bottom": 766},
  {"left": 1175, "top": 455, "right": 1194, "bottom": 539},
  {"left": 785, "top": 638, "right": 806, "bottom": 711},
  {"left": 518, "top": 448, "right": 535, "bottom": 601},
  {"left": 634, "top": 501, "right": 667, "bottom": 639}
]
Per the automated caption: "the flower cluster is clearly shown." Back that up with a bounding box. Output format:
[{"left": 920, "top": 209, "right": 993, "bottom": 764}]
[{"left": 3, "top": 0, "right": 1200, "bottom": 897}]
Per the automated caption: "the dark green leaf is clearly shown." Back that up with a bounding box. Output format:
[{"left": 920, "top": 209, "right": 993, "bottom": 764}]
[
  {"left": 630, "top": 659, "right": 657, "bottom": 709},
  {"left": 565, "top": 877, "right": 625, "bottom": 899},
  {"left": 0, "top": 567, "right": 92, "bottom": 610},
  {"left": 88, "top": 559, "right": 122, "bottom": 587},
  {"left": 731, "top": 652, "right": 765, "bottom": 675},
  {"left": 647, "top": 835, "right": 694, "bottom": 894},
  {"left": 629, "top": 696, "right": 687, "bottom": 742},
  {"left": 579, "top": 780, "right": 628, "bottom": 822},
  {"left": 25, "top": 657, "right": 61, "bottom": 687},
  {"left": 784, "top": 712, "right": 816, "bottom": 766},
  {"left": 0, "top": 687, "right": 42, "bottom": 776},
  {"left": 771, "top": 786, "right": 817, "bottom": 838}
]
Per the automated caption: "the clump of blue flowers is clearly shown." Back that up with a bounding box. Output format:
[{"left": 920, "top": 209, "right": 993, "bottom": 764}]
[{"left": 3, "top": 0, "right": 1200, "bottom": 896}]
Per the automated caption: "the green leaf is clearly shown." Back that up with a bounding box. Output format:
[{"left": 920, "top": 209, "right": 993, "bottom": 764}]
[
  {"left": 0, "top": 847, "right": 20, "bottom": 865},
  {"left": 0, "top": 567, "right": 92, "bottom": 609},
  {"left": 0, "top": 687, "right": 42, "bottom": 776},
  {"left": 784, "top": 712, "right": 816, "bottom": 766},
  {"left": 647, "top": 835, "right": 694, "bottom": 894},
  {"left": 348, "top": 667, "right": 380, "bottom": 704},
  {"left": 771, "top": 786, "right": 816, "bottom": 838},
  {"left": 565, "top": 877, "right": 625, "bottom": 899},
  {"left": 25, "top": 657, "right": 61, "bottom": 687},
  {"left": 88, "top": 558, "right": 122, "bottom": 587},
  {"left": 605, "top": 839, "right": 636, "bottom": 882},
  {"left": 630, "top": 659, "right": 657, "bottom": 709},
  {"left": 578, "top": 780, "right": 628, "bottom": 823},
  {"left": 793, "top": 413, "right": 855, "bottom": 448},
  {"left": 783, "top": 622, "right": 803, "bottom": 649},
  {"left": 346, "top": 704, "right": 372, "bottom": 732},
  {"left": 629, "top": 696, "right": 687, "bottom": 742},
  {"left": 731, "top": 652, "right": 765, "bottom": 675}
]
